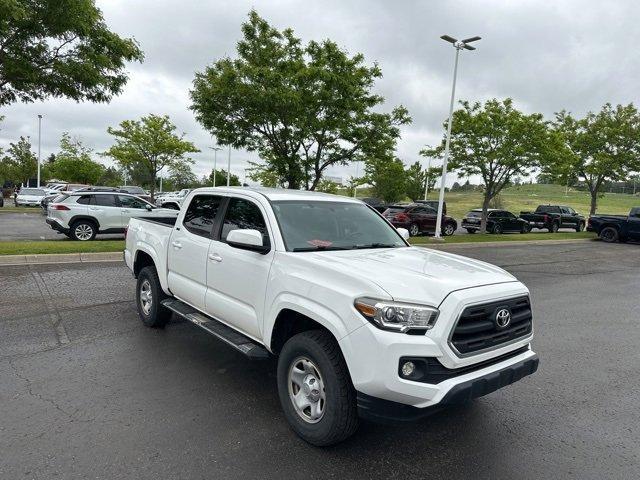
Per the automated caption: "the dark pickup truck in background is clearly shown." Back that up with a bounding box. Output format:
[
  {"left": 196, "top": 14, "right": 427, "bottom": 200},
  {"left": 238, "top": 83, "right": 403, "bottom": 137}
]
[
  {"left": 520, "top": 205, "right": 586, "bottom": 233},
  {"left": 587, "top": 207, "right": 640, "bottom": 243}
]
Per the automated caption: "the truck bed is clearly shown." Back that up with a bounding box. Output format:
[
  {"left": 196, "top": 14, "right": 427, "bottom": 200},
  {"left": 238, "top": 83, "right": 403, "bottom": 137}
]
[{"left": 137, "top": 216, "right": 178, "bottom": 227}]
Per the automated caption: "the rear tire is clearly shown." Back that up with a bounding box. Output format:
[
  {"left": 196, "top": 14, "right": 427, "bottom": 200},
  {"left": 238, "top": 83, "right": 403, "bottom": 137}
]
[
  {"left": 277, "top": 330, "right": 358, "bottom": 446},
  {"left": 492, "top": 223, "right": 503, "bottom": 234},
  {"left": 466, "top": 228, "right": 477, "bottom": 234},
  {"left": 521, "top": 223, "right": 531, "bottom": 234},
  {"left": 576, "top": 222, "right": 585, "bottom": 232},
  {"left": 599, "top": 226, "right": 619, "bottom": 243},
  {"left": 70, "top": 220, "right": 97, "bottom": 241},
  {"left": 136, "top": 266, "right": 172, "bottom": 328},
  {"left": 409, "top": 223, "right": 420, "bottom": 237}
]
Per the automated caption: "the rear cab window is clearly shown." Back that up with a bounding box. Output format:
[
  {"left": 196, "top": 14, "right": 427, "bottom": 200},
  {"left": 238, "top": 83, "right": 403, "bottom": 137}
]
[{"left": 183, "top": 195, "right": 223, "bottom": 237}]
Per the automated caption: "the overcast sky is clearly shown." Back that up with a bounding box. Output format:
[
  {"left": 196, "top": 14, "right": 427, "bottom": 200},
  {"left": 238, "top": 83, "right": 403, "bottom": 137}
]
[{"left": 2, "top": 0, "right": 639, "bottom": 186}]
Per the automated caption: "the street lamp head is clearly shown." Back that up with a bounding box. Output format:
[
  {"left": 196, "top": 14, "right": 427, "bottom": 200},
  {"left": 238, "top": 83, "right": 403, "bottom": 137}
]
[
  {"left": 38, "top": 114, "right": 42, "bottom": 119},
  {"left": 462, "top": 44, "right": 476, "bottom": 51},
  {"left": 440, "top": 35, "right": 458, "bottom": 44},
  {"left": 461, "top": 36, "right": 482, "bottom": 43}
]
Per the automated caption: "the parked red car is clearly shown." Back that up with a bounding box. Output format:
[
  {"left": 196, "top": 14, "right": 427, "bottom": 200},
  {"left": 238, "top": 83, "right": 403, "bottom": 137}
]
[{"left": 383, "top": 204, "right": 457, "bottom": 236}]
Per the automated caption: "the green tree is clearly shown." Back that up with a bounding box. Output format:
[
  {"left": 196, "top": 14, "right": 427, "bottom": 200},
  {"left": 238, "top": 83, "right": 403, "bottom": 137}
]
[
  {"left": 247, "top": 161, "right": 285, "bottom": 188},
  {"left": 206, "top": 168, "right": 241, "bottom": 187},
  {"left": 364, "top": 156, "right": 406, "bottom": 203},
  {"left": 49, "top": 133, "right": 104, "bottom": 184},
  {"left": 1, "top": 136, "right": 36, "bottom": 185},
  {"left": 169, "top": 162, "right": 199, "bottom": 189},
  {"left": 190, "top": 10, "right": 410, "bottom": 190},
  {"left": 547, "top": 104, "right": 640, "bottom": 214},
  {"left": 104, "top": 114, "right": 199, "bottom": 199},
  {"left": 422, "top": 99, "right": 556, "bottom": 233},
  {"left": 0, "top": 0, "right": 143, "bottom": 107},
  {"left": 97, "top": 166, "right": 124, "bottom": 187},
  {"left": 316, "top": 179, "right": 339, "bottom": 194}
]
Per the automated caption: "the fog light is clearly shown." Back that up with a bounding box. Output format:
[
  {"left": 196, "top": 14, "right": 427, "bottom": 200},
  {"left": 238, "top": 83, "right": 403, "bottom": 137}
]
[{"left": 401, "top": 361, "right": 415, "bottom": 377}]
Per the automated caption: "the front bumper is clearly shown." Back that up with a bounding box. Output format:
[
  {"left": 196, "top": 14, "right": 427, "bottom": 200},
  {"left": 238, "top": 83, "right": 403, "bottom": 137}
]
[{"left": 357, "top": 353, "right": 539, "bottom": 422}]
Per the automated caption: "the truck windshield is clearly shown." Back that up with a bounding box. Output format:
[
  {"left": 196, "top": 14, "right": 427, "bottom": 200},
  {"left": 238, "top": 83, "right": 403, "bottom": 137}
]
[{"left": 271, "top": 201, "right": 407, "bottom": 252}]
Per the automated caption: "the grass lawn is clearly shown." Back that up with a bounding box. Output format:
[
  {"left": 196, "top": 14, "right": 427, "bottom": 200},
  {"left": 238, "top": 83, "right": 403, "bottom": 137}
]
[
  {"left": 409, "top": 231, "right": 596, "bottom": 245},
  {"left": 0, "top": 240, "right": 125, "bottom": 255},
  {"left": 0, "top": 206, "right": 42, "bottom": 214}
]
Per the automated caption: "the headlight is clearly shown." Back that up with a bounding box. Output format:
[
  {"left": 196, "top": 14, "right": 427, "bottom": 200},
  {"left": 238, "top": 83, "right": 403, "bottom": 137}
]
[{"left": 354, "top": 297, "right": 439, "bottom": 333}]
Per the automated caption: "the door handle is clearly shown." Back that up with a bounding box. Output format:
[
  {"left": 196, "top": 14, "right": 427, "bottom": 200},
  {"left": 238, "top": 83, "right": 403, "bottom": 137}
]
[
  {"left": 172, "top": 241, "right": 182, "bottom": 249},
  {"left": 208, "top": 253, "right": 223, "bottom": 262},
  {"left": 121, "top": 209, "right": 129, "bottom": 213}
]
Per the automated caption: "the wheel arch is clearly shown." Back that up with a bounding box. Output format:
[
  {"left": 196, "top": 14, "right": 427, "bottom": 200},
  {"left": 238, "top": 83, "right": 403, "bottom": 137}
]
[
  {"left": 132, "top": 246, "right": 171, "bottom": 294},
  {"left": 69, "top": 215, "right": 100, "bottom": 229}
]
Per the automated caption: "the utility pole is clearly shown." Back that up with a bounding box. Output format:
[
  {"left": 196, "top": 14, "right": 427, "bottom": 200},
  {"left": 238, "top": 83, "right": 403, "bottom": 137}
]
[
  {"left": 423, "top": 156, "right": 432, "bottom": 200},
  {"left": 37, "top": 115, "right": 42, "bottom": 188},
  {"left": 434, "top": 34, "right": 480, "bottom": 239},
  {"left": 209, "top": 145, "right": 222, "bottom": 186}
]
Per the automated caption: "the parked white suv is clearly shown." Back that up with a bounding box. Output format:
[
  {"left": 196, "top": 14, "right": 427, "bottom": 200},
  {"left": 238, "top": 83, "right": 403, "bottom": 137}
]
[{"left": 47, "top": 191, "right": 179, "bottom": 241}]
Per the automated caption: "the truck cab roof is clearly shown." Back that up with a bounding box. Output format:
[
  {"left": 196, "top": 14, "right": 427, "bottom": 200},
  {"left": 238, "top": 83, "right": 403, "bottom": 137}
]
[{"left": 190, "top": 186, "right": 362, "bottom": 204}]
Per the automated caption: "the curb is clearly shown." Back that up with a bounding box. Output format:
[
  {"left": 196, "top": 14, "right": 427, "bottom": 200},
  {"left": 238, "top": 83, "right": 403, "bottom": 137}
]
[
  {"left": 0, "top": 251, "right": 123, "bottom": 266},
  {"left": 415, "top": 238, "right": 597, "bottom": 249}
]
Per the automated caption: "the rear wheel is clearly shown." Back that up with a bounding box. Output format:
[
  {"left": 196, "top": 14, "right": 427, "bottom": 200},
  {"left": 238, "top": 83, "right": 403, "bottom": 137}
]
[
  {"left": 465, "top": 228, "right": 477, "bottom": 234},
  {"left": 277, "top": 330, "right": 358, "bottom": 446},
  {"left": 492, "top": 223, "right": 503, "bottom": 234},
  {"left": 136, "top": 266, "right": 172, "bottom": 328},
  {"left": 70, "top": 220, "right": 97, "bottom": 241},
  {"left": 521, "top": 223, "right": 531, "bottom": 234},
  {"left": 576, "top": 222, "right": 585, "bottom": 232},
  {"left": 599, "top": 226, "right": 619, "bottom": 243},
  {"left": 409, "top": 223, "right": 420, "bottom": 237}
]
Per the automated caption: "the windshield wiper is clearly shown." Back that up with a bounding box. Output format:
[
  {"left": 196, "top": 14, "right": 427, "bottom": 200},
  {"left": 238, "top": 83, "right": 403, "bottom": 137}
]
[
  {"left": 292, "top": 245, "right": 352, "bottom": 252},
  {"left": 353, "top": 243, "right": 400, "bottom": 249}
]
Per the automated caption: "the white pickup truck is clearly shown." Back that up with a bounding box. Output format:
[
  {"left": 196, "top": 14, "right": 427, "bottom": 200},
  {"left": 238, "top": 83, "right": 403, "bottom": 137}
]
[{"left": 124, "top": 187, "right": 538, "bottom": 446}]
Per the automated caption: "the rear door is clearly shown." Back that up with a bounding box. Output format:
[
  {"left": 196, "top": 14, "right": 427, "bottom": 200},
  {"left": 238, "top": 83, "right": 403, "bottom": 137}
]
[
  {"left": 205, "top": 196, "right": 274, "bottom": 339},
  {"left": 167, "top": 194, "right": 223, "bottom": 311},
  {"left": 87, "top": 194, "right": 120, "bottom": 230},
  {"left": 503, "top": 211, "right": 520, "bottom": 231},
  {"left": 627, "top": 208, "right": 640, "bottom": 239}
]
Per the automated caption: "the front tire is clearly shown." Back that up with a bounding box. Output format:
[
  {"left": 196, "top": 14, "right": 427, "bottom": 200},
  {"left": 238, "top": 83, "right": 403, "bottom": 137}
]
[
  {"left": 599, "top": 226, "right": 619, "bottom": 243},
  {"left": 70, "top": 220, "right": 97, "bottom": 241},
  {"left": 409, "top": 223, "right": 420, "bottom": 237},
  {"left": 492, "top": 223, "right": 503, "bottom": 234},
  {"left": 521, "top": 223, "right": 531, "bottom": 234},
  {"left": 576, "top": 222, "right": 585, "bottom": 232},
  {"left": 442, "top": 222, "right": 456, "bottom": 236},
  {"left": 465, "top": 228, "right": 477, "bottom": 234},
  {"left": 549, "top": 222, "right": 559, "bottom": 233},
  {"left": 136, "top": 266, "right": 172, "bottom": 328},
  {"left": 277, "top": 330, "right": 358, "bottom": 446}
]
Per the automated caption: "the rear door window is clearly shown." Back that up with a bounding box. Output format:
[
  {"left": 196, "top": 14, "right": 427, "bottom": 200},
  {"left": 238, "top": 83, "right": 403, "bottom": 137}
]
[
  {"left": 183, "top": 195, "right": 223, "bottom": 237},
  {"left": 95, "top": 195, "right": 117, "bottom": 207},
  {"left": 118, "top": 195, "right": 149, "bottom": 209}
]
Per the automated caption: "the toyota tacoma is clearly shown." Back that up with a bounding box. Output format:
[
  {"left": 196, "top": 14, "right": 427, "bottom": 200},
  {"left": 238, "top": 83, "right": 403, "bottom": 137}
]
[{"left": 124, "top": 187, "right": 539, "bottom": 446}]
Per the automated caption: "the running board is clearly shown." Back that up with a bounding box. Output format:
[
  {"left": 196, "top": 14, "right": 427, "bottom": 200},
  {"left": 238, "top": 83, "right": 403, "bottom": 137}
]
[{"left": 161, "top": 298, "right": 270, "bottom": 360}]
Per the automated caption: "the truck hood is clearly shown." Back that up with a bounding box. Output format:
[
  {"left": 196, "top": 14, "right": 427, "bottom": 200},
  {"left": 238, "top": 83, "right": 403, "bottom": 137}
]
[{"left": 296, "top": 246, "right": 518, "bottom": 307}]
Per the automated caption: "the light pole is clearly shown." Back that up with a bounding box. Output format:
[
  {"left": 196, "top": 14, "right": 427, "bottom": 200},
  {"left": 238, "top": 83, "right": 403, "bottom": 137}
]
[
  {"left": 353, "top": 161, "right": 359, "bottom": 198},
  {"left": 37, "top": 115, "right": 42, "bottom": 187},
  {"left": 227, "top": 145, "right": 232, "bottom": 186},
  {"left": 423, "top": 156, "right": 432, "bottom": 200},
  {"left": 209, "top": 145, "right": 222, "bottom": 186},
  {"left": 434, "top": 34, "right": 480, "bottom": 239}
]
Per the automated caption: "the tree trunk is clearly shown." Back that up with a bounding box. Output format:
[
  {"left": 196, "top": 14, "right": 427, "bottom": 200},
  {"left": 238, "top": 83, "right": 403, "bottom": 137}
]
[
  {"left": 589, "top": 190, "right": 597, "bottom": 215},
  {"left": 480, "top": 194, "right": 491, "bottom": 234},
  {"left": 149, "top": 173, "right": 156, "bottom": 201}
]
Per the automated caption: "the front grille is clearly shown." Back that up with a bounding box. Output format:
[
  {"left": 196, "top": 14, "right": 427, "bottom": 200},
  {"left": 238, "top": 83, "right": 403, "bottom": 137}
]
[{"left": 450, "top": 296, "right": 532, "bottom": 355}]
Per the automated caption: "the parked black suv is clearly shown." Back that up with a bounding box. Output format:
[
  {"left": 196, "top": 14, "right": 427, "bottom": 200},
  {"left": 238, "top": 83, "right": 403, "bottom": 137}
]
[{"left": 462, "top": 209, "right": 531, "bottom": 234}]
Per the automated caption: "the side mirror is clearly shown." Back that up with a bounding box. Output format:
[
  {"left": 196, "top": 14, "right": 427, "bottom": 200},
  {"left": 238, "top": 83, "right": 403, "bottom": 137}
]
[
  {"left": 397, "top": 227, "right": 410, "bottom": 241},
  {"left": 145, "top": 204, "right": 152, "bottom": 211},
  {"left": 226, "top": 229, "right": 270, "bottom": 254}
]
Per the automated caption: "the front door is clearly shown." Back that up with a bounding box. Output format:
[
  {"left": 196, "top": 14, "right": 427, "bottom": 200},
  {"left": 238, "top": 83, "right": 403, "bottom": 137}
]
[
  {"left": 167, "top": 195, "right": 223, "bottom": 311},
  {"left": 117, "top": 195, "right": 151, "bottom": 227},
  {"left": 205, "top": 196, "right": 274, "bottom": 339}
]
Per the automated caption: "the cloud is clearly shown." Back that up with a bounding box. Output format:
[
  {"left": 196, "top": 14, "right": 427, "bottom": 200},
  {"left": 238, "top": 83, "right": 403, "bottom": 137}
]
[{"left": 2, "top": 0, "right": 639, "bottom": 186}]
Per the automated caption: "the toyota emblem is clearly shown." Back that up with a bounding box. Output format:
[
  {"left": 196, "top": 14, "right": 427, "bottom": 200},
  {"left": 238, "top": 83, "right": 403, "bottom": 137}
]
[{"left": 495, "top": 308, "right": 511, "bottom": 329}]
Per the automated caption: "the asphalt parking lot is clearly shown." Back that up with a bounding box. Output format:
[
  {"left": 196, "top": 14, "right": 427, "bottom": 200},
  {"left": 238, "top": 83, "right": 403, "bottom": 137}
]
[{"left": 1, "top": 241, "right": 638, "bottom": 479}]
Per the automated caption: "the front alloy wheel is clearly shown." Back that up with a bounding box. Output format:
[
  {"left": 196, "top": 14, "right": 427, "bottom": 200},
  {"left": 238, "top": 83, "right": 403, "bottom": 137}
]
[
  {"left": 409, "top": 223, "right": 420, "bottom": 236},
  {"left": 442, "top": 223, "right": 456, "bottom": 236}
]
